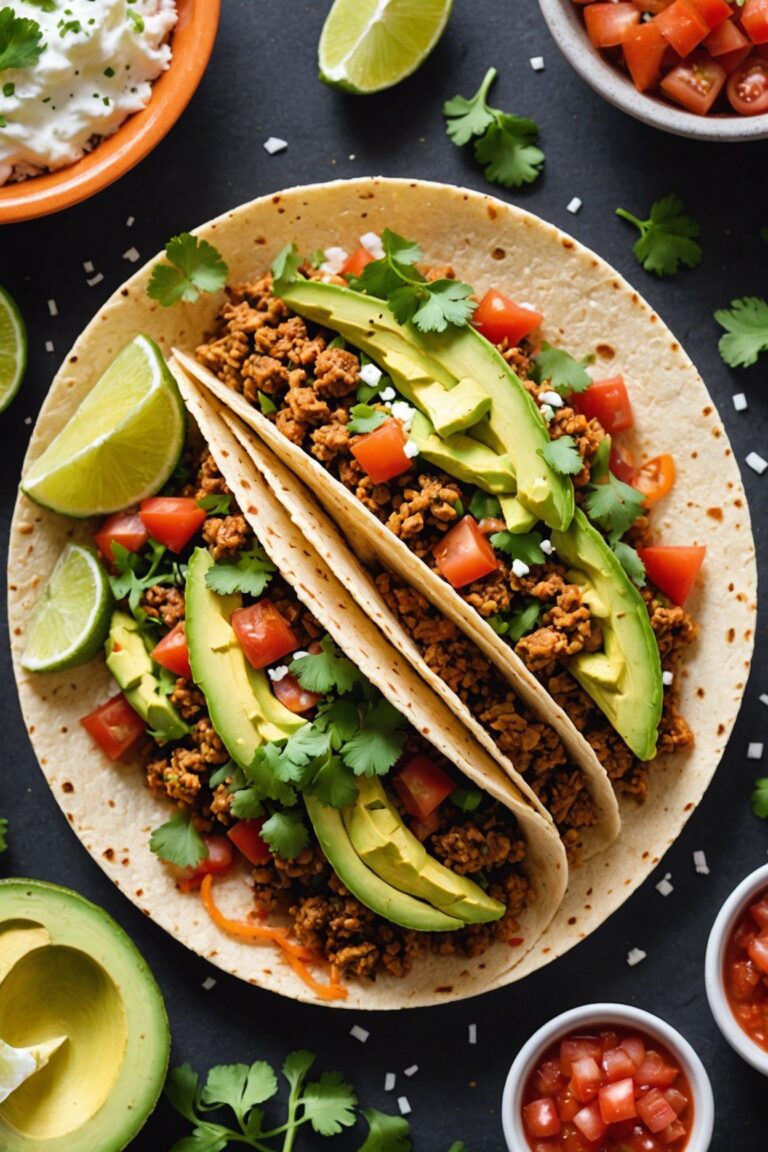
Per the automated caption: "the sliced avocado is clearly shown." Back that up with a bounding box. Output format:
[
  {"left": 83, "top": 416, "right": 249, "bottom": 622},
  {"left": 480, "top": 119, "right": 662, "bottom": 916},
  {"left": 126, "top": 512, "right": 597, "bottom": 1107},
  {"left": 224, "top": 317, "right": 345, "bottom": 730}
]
[
  {"left": 185, "top": 549, "right": 305, "bottom": 767},
  {"left": 0, "top": 878, "right": 169, "bottom": 1152},
  {"left": 279, "top": 279, "right": 574, "bottom": 531},
  {"left": 410, "top": 410, "right": 517, "bottom": 495},
  {"left": 416, "top": 377, "right": 491, "bottom": 437},
  {"left": 304, "top": 795, "right": 464, "bottom": 933},
  {"left": 498, "top": 494, "right": 539, "bottom": 534},
  {"left": 105, "top": 611, "right": 189, "bottom": 741},
  {"left": 343, "top": 778, "right": 505, "bottom": 924},
  {"left": 551, "top": 508, "right": 662, "bottom": 761}
]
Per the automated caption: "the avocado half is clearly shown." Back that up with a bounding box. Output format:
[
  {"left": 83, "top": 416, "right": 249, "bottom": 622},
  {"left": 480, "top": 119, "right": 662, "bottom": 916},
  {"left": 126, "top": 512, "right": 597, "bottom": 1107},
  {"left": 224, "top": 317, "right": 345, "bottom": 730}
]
[{"left": 0, "top": 879, "right": 170, "bottom": 1152}]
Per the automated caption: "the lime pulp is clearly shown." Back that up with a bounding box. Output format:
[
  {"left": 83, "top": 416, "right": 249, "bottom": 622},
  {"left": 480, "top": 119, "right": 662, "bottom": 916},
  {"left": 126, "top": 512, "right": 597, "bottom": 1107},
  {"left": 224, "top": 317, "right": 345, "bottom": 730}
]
[
  {"left": 21, "top": 543, "right": 114, "bottom": 673},
  {"left": 0, "top": 285, "right": 27, "bottom": 414}
]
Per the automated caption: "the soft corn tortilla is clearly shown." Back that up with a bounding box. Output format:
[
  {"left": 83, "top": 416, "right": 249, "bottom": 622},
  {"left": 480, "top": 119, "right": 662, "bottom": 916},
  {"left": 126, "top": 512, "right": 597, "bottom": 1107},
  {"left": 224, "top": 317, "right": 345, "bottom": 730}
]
[{"left": 9, "top": 177, "right": 756, "bottom": 992}]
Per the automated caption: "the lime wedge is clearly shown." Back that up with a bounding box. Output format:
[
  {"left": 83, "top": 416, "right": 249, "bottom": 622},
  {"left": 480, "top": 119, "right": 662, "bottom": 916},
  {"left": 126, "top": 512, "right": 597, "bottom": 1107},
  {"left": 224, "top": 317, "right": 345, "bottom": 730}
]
[
  {"left": 319, "top": 0, "right": 452, "bottom": 94},
  {"left": 0, "top": 285, "right": 27, "bottom": 414},
  {"left": 0, "top": 1036, "right": 67, "bottom": 1105},
  {"left": 21, "top": 543, "right": 114, "bottom": 673},
  {"left": 21, "top": 335, "right": 185, "bottom": 517}
]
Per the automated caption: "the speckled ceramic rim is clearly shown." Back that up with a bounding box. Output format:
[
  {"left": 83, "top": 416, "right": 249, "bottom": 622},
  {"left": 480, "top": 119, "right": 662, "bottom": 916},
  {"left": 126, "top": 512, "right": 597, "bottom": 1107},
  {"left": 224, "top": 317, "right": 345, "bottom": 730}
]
[
  {"left": 501, "top": 1002, "right": 715, "bottom": 1152},
  {"left": 0, "top": 0, "right": 220, "bottom": 224},
  {"left": 537, "top": 0, "right": 768, "bottom": 142},
  {"left": 705, "top": 862, "right": 768, "bottom": 1075}
]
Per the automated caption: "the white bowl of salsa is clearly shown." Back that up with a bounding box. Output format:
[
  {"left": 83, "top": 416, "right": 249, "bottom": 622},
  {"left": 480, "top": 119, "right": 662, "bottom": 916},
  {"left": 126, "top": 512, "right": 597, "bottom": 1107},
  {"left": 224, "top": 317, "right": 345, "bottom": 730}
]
[
  {"left": 501, "top": 1002, "right": 714, "bottom": 1152},
  {"left": 705, "top": 862, "right": 768, "bottom": 1075}
]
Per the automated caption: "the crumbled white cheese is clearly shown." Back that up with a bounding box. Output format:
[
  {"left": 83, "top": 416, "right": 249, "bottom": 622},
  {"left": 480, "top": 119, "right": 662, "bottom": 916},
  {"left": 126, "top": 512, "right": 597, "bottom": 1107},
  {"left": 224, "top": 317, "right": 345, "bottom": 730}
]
[
  {"left": 512, "top": 559, "right": 530, "bottom": 578},
  {"left": 398, "top": 1097, "right": 411, "bottom": 1116},
  {"left": 360, "top": 231, "right": 385, "bottom": 259},
  {"left": 468, "top": 1023, "right": 477, "bottom": 1045},
  {"left": 662, "top": 670, "right": 674, "bottom": 687},
  {"left": 530, "top": 56, "right": 545, "bottom": 71},
  {"left": 746, "top": 452, "right": 768, "bottom": 475},
  {"left": 693, "top": 850, "right": 709, "bottom": 875},
  {"left": 760, "top": 694, "right": 768, "bottom": 707},
  {"left": 319, "top": 247, "right": 348, "bottom": 275},
  {"left": 47, "top": 299, "right": 58, "bottom": 317},
  {"left": 86, "top": 273, "right": 104, "bottom": 287},
  {"left": 402, "top": 440, "right": 419, "bottom": 459},
  {"left": 540, "top": 539, "right": 554, "bottom": 556},
  {"left": 292, "top": 650, "right": 309, "bottom": 661},
  {"left": 122, "top": 246, "right": 140, "bottom": 263},
  {"left": 202, "top": 976, "right": 217, "bottom": 990},
  {"left": 82, "top": 260, "right": 94, "bottom": 274},
  {"left": 350, "top": 1025, "right": 369, "bottom": 1043},
  {"left": 540, "top": 404, "right": 555, "bottom": 424},
  {"left": 733, "top": 393, "right": 748, "bottom": 412},
  {"left": 126, "top": 215, "right": 135, "bottom": 227},
  {"left": 390, "top": 400, "right": 415, "bottom": 429},
  {"left": 539, "top": 390, "right": 564, "bottom": 408},
  {"left": 384, "top": 1073, "right": 396, "bottom": 1092},
  {"left": 656, "top": 873, "right": 674, "bottom": 897},
  {"left": 44, "top": 340, "right": 54, "bottom": 353},
  {"left": 566, "top": 197, "right": 583, "bottom": 215},
  {"left": 359, "top": 362, "right": 383, "bottom": 389},
  {"left": 748, "top": 742, "right": 764, "bottom": 760},
  {"left": 267, "top": 665, "right": 289, "bottom": 683},
  {"left": 23, "top": 416, "right": 32, "bottom": 425},
  {"left": 627, "top": 948, "right": 647, "bottom": 967},
  {"left": 263, "top": 136, "right": 288, "bottom": 154},
  {"left": 378, "top": 385, "right": 396, "bottom": 402},
  {"left": 404, "top": 1064, "right": 418, "bottom": 1077}
]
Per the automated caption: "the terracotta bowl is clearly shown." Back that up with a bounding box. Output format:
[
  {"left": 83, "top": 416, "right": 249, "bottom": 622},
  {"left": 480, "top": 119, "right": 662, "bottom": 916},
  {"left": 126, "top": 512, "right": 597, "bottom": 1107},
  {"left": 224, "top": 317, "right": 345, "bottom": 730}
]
[{"left": 0, "top": 0, "right": 220, "bottom": 223}]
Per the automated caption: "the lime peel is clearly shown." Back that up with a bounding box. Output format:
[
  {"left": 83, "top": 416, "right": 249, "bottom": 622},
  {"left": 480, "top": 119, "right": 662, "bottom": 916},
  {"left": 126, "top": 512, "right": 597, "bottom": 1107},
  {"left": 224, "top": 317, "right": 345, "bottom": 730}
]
[{"left": 0, "top": 285, "right": 27, "bottom": 414}]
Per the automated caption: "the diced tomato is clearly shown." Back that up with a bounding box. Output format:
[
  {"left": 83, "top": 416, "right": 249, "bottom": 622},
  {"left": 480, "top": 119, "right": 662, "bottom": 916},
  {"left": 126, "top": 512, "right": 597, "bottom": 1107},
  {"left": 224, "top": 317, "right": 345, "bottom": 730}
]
[
  {"left": 271, "top": 672, "right": 323, "bottom": 714},
  {"left": 523, "top": 1099, "right": 561, "bottom": 1139},
  {"left": 585, "top": 3, "right": 640, "bottom": 47},
  {"left": 637, "top": 545, "right": 706, "bottom": 605},
  {"left": 409, "top": 808, "right": 442, "bottom": 841},
  {"left": 602, "top": 1045, "right": 638, "bottom": 1081},
  {"left": 628, "top": 454, "right": 676, "bottom": 506},
  {"left": 572, "top": 376, "right": 634, "bottom": 434},
  {"left": 94, "top": 511, "right": 147, "bottom": 565},
  {"left": 228, "top": 818, "right": 271, "bottom": 865},
  {"left": 733, "top": 917, "right": 757, "bottom": 951},
  {"left": 432, "top": 515, "right": 499, "bottom": 590},
  {"left": 351, "top": 418, "right": 412, "bottom": 484},
  {"left": 654, "top": 1, "right": 710, "bottom": 56},
  {"left": 705, "top": 17, "right": 749, "bottom": 56},
  {"left": 393, "top": 755, "right": 455, "bottom": 820},
  {"left": 729, "top": 958, "right": 762, "bottom": 999},
  {"left": 151, "top": 622, "right": 192, "bottom": 680},
  {"left": 624, "top": 21, "right": 669, "bottom": 89},
  {"left": 573, "top": 1101, "right": 607, "bottom": 1143},
  {"left": 599, "top": 1030, "right": 620, "bottom": 1055},
  {"left": 598, "top": 1077, "right": 637, "bottom": 1124},
  {"left": 560, "top": 1038, "right": 604, "bottom": 1077},
  {"left": 637, "top": 1088, "right": 678, "bottom": 1134},
  {"left": 139, "top": 497, "right": 207, "bottom": 553},
  {"left": 726, "top": 55, "right": 768, "bottom": 114},
  {"left": 743, "top": 0, "right": 768, "bottom": 45},
  {"left": 80, "top": 693, "right": 145, "bottom": 760},
  {"left": 610, "top": 444, "right": 637, "bottom": 483},
  {"left": 178, "top": 835, "right": 234, "bottom": 891},
  {"left": 718, "top": 43, "right": 754, "bottom": 73},
  {"left": 231, "top": 600, "right": 299, "bottom": 670},
  {"left": 472, "top": 288, "right": 543, "bottom": 347},
  {"left": 558, "top": 1127, "right": 593, "bottom": 1152},
  {"left": 660, "top": 53, "right": 727, "bottom": 112},
  {"left": 686, "top": 0, "right": 732, "bottom": 29},
  {"left": 635, "top": 1050, "right": 680, "bottom": 1089},
  {"left": 663, "top": 1087, "right": 689, "bottom": 1116},
  {"left": 747, "top": 931, "right": 768, "bottom": 975},
  {"left": 658, "top": 1119, "right": 688, "bottom": 1144},
  {"left": 628, "top": 1131, "right": 665, "bottom": 1152},
  {"left": 633, "top": 0, "right": 675, "bottom": 12},
  {"left": 341, "top": 246, "right": 375, "bottom": 278},
  {"left": 570, "top": 1056, "right": 603, "bottom": 1103},
  {"left": 535, "top": 1059, "right": 566, "bottom": 1098},
  {"left": 750, "top": 896, "right": 768, "bottom": 931},
  {"left": 620, "top": 1036, "right": 646, "bottom": 1068},
  {"left": 556, "top": 1088, "right": 581, "bottom": 1122}
]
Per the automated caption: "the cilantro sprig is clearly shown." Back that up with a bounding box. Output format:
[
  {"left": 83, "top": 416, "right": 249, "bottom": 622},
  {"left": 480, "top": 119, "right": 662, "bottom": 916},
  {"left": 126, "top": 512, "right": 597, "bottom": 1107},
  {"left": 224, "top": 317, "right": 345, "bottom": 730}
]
[
  {"left": 540, "top": 435, "right": 583, "bottom": 477},
  {"left": 584, "top": 474, "right": 646, "bottom": 544},
  {"left": 205, "top": 543, "right": 277, "bottom": 597},
  {"left": 109, "top": 538, "right": 185, "bottom": 626},
  {"left": 752, "top": 778, "right": 768, "bottom": 820},
  {"left": 532, "top": 344, "right": 593, "bottom": 395},
  {"left": 149, "top": 811, "right": 207, "bottom": 869},
  {"left": 443, "top": 66, "right": 544, "bottom": 189},
  {"left": 714, "top": 298, "right": 768, "bottom": 369},
  {"left": 347, "top": 403, "right": 388, "bottom": 435},
  {"left": 489, "top": 601, "right": 542, "bottom": 643},
  {"left": 147, "top": 233, "right": 228, "bottom": 307},
  {"left": 616, "top": 195, "right": 702, "bottom": 278},
  {"left": 0, "top": 8, "right": 45, "bottom": 71}
]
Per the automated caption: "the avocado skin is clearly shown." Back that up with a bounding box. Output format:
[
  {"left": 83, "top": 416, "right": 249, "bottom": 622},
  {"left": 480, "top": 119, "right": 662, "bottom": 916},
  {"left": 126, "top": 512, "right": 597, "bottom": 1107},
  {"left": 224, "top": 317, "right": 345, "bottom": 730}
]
[
  {"left": 279, "top": 280, "right": 574, "bottom": 531},
  {"left": 105, "top": 611, "right": 189, "bottom": 741},
  {"left": 305, "top": 794, "right": 465, "bottom": 933},
  {"left": 551, "top": 508, "right": 662, "bottom": 761},
  {"left": 185, "top": 549, "right": 304, "bottom": 767},
  {"left": 344, "top": 778, "right": 505, "bottom": 924}
]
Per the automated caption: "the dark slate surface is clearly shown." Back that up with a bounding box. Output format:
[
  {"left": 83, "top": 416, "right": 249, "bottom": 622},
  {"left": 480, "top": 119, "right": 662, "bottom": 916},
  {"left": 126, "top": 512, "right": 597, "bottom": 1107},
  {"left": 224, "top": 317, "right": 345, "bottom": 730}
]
[{"left": 1, "top": 2, "right": 767, "bottom": 1148}]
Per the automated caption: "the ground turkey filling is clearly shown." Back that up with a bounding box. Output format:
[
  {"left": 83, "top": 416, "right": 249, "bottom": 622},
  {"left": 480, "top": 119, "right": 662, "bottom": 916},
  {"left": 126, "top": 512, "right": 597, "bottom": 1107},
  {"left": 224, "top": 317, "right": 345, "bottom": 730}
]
[
  {"left": 135, "top": 446, "right": 531, "bottom": 980},
  {"left": 195, "top": 270, "right": 697, "bottom": 842}
]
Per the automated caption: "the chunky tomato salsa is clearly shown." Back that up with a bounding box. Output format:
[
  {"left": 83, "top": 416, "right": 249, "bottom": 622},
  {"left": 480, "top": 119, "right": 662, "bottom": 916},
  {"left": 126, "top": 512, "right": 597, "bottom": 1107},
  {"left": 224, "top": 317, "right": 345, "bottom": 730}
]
[
  {"left": 723, "top": 886, "right": 768, "bottom": 1051},
  {"left": 521, "top": 1025, "right": 694, "bottom": 1151}
]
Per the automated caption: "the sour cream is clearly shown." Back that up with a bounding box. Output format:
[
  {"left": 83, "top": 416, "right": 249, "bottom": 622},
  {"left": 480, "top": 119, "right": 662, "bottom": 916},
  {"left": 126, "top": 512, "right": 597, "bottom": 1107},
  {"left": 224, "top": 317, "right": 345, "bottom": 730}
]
[{"left": 0, "top": 0, "right": 177, "bottom": 184}]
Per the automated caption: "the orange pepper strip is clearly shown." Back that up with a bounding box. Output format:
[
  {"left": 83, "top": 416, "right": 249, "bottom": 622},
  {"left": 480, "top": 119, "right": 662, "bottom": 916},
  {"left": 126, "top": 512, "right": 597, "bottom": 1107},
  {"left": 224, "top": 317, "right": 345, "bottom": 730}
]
[{"left": 199, "top": 875, "right": 348, "bottom": 1001}]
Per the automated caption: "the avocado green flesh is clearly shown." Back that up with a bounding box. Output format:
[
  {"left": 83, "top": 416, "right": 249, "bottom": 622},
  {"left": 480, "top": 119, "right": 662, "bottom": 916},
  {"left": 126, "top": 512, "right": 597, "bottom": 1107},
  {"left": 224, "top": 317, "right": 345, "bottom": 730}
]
[
  {"left": 0, "top": 879, "right": 168, "bottom": 1152},
  {"left": 551, "top": 509, "right": 662, "bottom": 761},
  {"left": 185, "top": 549, "right": 305, "bottom": 766},
  {"left": 279, "top": 280, "right": 574, "bottom": 532},
  {"left": 410, "top": 410, "right": 517, "bottom": 495},
  {"left": 344, "top": 778, "right": 505, "bottom": 924},
  {"left": 105, "top": 611, "right": 189, "bottom": 741},
  {"left": 305, "top": 795, "right": 464, "bottom": 933},
  {"left": 498, "top": 494, "right": 538, "bottom": 534}
]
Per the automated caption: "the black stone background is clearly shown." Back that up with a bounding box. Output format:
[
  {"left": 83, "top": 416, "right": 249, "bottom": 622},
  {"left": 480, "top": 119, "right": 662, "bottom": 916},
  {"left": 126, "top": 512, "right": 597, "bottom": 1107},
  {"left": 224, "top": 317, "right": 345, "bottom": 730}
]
[{"left": 1, "top": 1, "right": 767, "bottom": 1148}]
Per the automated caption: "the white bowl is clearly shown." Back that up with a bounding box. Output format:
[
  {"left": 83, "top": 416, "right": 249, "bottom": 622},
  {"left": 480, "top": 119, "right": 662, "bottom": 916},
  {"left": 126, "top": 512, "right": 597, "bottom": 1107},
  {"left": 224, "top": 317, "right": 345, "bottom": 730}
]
[
  {"left": 705, "top": 862, "right": 768, "bottom": 1075},
  {"left": 537, "top": 0, "right": 768, "bottom": 142},
  {"left": 501, "top": 1002, "right": 714, "bottom": 1152}
]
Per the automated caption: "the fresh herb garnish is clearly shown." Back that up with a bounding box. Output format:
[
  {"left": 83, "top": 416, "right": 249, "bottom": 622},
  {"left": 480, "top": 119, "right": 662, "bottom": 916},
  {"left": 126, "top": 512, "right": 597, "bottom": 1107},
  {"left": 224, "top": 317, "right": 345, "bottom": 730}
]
[
  {"left": 0, "top": 817, "right": 7, "bottom": 853},
  {"left": 751, "top": 778, "right": 768, "bottom": 819},
  {"left": 584, "top": 474, "right": 645, "bottom": 543},
  {"left": 488, "top": 601, "right": 542, "bottom": 643},
  {"left": 489, "top": 530, "right": 546, "bottom": 566},
  {"left": 271, "top": 242, "right": 303, "bottom": 295},
  {"left": 290, "top": 636, "right": 362, "bottom": 696},
  {"left": 616, "top": 195, "right": 702, "bottom": 278},
  {"left": 468, "top": 490, "right": 501, "bottom": 521},
  {"left": 532, "top": 343, "right": 592, "bottom": 395},
  {"left": 540, "top": 435, "right": 583, "bottom": 476},
  {"left": 257, "top": 390, "right": 277, "bottom": 415},
  {"left": 0, "top": 7, "right": 45, "bottom": 71},
  {"left": 340, "top": 699, "right": 407, "bottom": 778},
  {"left": 149, "top": 811, "right": 207, "bottom": 869},
  {"left": 612, "top": 540, "right": 646, "bottom": 588},
  {"left": 204, "top": 543, "right": 277, "bottom": 597},
  {"left": 261, "top": 809, "right": 310, "bottom": 859},
  {"left": 347, "top": 403, "right": 388, "bottom": 435},
  {"left": 714, "top": 297, "right": 768, "bottom": 369},
  {"left": 147, "top": 233, "right": 228, "bottom": 307},
  {"left": 444, "top": 66, "right": 544, "bottom": 188},
  {"left": 109, "top": 538, "right": 185, "bottom": 624},
  {"left": 451, "top": 787, "right": 482, "bottom": 813},
  {"left": 197, "top": 493, "right": 232, "bottom": 516}
]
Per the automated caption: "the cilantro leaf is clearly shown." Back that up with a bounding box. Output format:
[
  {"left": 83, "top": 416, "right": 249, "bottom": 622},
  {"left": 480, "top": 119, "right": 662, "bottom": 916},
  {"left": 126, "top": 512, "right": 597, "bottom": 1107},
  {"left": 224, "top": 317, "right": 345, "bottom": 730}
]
[
  {"left": 359, "top": 1108, "right": 412, "bottom": 1152},
  {"left": 347, "top": 403, "right": 388, "bottom": 435},
  {"left": 341, "top": 699, "right": 407, "bottom": 777},
  {"left": 301, "top": 1071, "right": 357, "bottom": 1136},
  {"left": 257, "top": 391, "right": 277, "bottom": 415},
  {"left": 0, "top": 817, "right": 7, "bottom": 853},
  {"left": 616, "top": 196, "right": 702, "bottom": 278},
  {"left": 474, "top": 114, "right": 544, "bottom": 189},
  {"left": 229, "top": 786, "right": 265, "bottom": 819},
  {"left": 149, "top": 812, "right": 207, "bottom": 869},
  {"left": 109, "top": 537, "right": 182, "bottom": 623},
  {"left": 489, "top": 530, "right": 545, "bottom": 566},
  {"left": 489, "top": 600, "right": 541, "bottom": 643},
  {"left": 291, "top": 635, "right": 361, "bottom": 696},
  {"left": 261, "top": 809, "right": 309, "bottom": 859},
  {"left": 147, "top": 233, "right": 228, "bottom": 307},
  {"left": 404, "top": 278, "right": 476, "bottom": 333},
  {"left": 197, "top": 493, "right": 232, "bottom": 516},
  {"left": 315, "top": 698, "right": 361, "bottom": 748},
  {"left": 201, "top": 1062, "right": 278, "bottom": 1124},
  {"left": 0, "top": 8, "right": 45, "bottom": 71},
  {"left": 532, "top": 343, "right": 592, "bottom": 395},
  {"left": 271, "top": 242, "right": 302, "bottom": 294},
  {"left": 165, "top": 1063, "right": 202, "bottom": 1124},
  {"left": 612, "top": 540, "right": 646, "bottom": 587},
  {"left": 169, "top": 1128, "right": 229, "bottom": 1152},
  {"left": 308, "top": 755, "right": 359, "bottom": 808},
  {"left": 468, "top": 490, "right": 501, "bottom": 520},
  {"left": 283, "top": 1050, "right": 316, "bottom": 1091},
  {"left": 714, "top": 297, "right": 768, "bottom": 369},
  {"left": 282, "top": 724, "right": 332, "bottom": 766},
  {"left": 584, "top": 474, "right": 645, "bottom": 542},
  {"left": 540, "top": 435, "right": 583, "bottom": 476},
  {"left": 443, "top": 66, "right": 497, "bottom": 146},
  {"left": 246, "top": 744, "right": 297, "bottom": 806},
  {"left": 451, "top": 788, "right": 482, "bottom": 813},
  {"left": 204, "top": 544, "right": 276, "bottom": 597},
  {"left": 751, "top": 778, "right": 768, "bottom": 820}
]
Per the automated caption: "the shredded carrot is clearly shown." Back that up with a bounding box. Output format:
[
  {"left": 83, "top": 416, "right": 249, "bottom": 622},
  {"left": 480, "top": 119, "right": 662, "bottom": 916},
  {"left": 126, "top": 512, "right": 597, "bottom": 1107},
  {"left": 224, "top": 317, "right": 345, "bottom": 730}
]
[{"left": 200, "top": 875, "right": 348, "bottom": 1001}]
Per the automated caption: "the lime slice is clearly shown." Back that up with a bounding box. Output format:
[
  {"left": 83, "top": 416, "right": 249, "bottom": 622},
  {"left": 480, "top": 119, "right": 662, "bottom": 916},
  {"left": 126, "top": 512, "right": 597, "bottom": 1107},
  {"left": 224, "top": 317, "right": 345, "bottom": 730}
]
[
  {"left": 21, "top": 335, "right": 185, "bottom": 517},
  {"left": 0, "top": 285, "right": 27, "bottom": 414},
  {"left": 0, "top": 1036, "right": 67, "bottom": 1104},
  {"left": 319, "top": 0, "right": 452, "bottom": 94},
  {"left": 21, "top": 543, "right": 114, "bottom": 673}
]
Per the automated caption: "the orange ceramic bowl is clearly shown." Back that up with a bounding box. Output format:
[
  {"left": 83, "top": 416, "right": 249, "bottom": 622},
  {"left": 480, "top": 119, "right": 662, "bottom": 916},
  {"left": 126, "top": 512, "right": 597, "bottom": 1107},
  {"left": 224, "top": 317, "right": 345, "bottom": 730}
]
[{"left": 0, "top": 0, "right": 220, "bottom": 224}]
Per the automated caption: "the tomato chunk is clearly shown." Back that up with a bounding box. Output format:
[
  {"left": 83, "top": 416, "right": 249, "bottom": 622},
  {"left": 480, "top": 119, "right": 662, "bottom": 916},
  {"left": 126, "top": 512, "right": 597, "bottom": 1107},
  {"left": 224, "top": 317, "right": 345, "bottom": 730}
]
[
  {"left": 178, "top": 835, "right": 234, "bottom": 891},
  {"left": 151, "top": 622, "right": 192, "bottom": 680},
  {"left": 573, "top": 1101, "right": 607, "bottom": 1143},
  {"left": 570, "top": 1056, "right": 603, "bottom": 1103},
  {"left": 572, "top": 376, "right": 634, "bottom": 434},
  {"left": 94, "top": 511, "right": 147, "bottom": 565},
  {"left": 624, "top": 21, "right": 668, "bottom": 89},
  {"left": 228, "top": 818, "right": 271, "bottom": 865},
  {"left": 705, "top": 17, "right": 749, "bottom": 57},
  {"left": 584, "top": 3, "right": 639, "bottom": 50},
  {"left": 81, "top": 692, "right": 145, "bottom": 760},
  {"left": 747, "top": 931, "right": 768, "bottom": 975},
  {"left": 393, "top": 755, "right": 455, "bottom": 819},
  {"left": 409, "top": 808, "right": 442, "bottom": 841},
  {"left": 139, "top": 497, "right": 207, "bottom": 553},
  {"left": 727, "top": 56, "right": 768, "bottom": 115},
  {"left": 271, "top": 671, "right": 323, "bottom": 714},
  {"left": 660, "top": 53, "right": 727, "bottom": 113},
  {"left": 523, "top": 1098, "right": 561, "bottom": 1139},
  {"left": 637, "top": 545, "right": 705, "bottom": 605},
  {"left": 341, "top": 246, "right": 375, "bottom": 278},
  {"left": 598, "top": 1078, "right": 637, "bottom": 1124},
  {"left": 659, "top": 1119, "right": 688, "bottom": 1144},
  {"left": 472, "top": 288, "right": 543, "bottom": 347},
  {"left": 637, "top": 1088, "right": 679, "bottom": 1134},
  {"left": 654, "top": 1, "right": 710, "bottom": 56},
  {"left": 749, "top": 896, "right": 768, "bottom": 930},
  {"left": 635, "top": 1050, "right": 680, "bottom": 1089},
  {"left": 686, "top": 0, "right": 732, "bottom": 29},
  {"left": 602, "top": 1045, "right": 638, "bottom": 1081},
  {"left": 351, "top": 418, "right": 413, "bottom": 484},
  {"left": 743, "top": 0, "right": 768, "bottom": 45},
  {"left": 628, "top": 454, "right": 676, "bottom": 505},
  {"left": 432, "top": 515, "right": 499, "bottom": 590},
  {"left": 560, "top": 1038, "right": 603, "bottom": 1077},
  {"left": 232, "top": 600, "right": 299, "bottom": 670}
]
